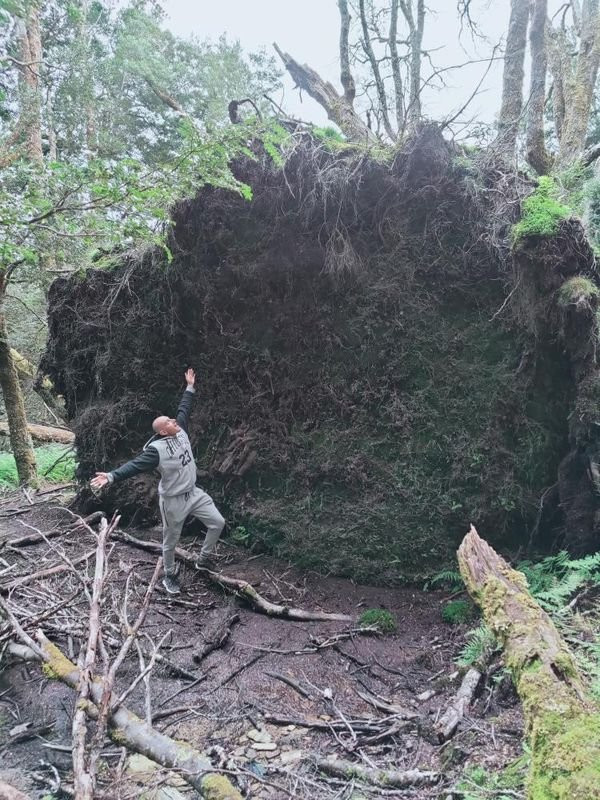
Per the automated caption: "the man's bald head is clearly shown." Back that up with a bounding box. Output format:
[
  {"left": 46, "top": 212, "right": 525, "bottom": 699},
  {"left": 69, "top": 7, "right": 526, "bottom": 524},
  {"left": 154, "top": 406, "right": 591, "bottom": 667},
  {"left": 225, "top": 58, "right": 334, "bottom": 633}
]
[{"left": 152, "top": 415, "right": 180, "bottom": 436}]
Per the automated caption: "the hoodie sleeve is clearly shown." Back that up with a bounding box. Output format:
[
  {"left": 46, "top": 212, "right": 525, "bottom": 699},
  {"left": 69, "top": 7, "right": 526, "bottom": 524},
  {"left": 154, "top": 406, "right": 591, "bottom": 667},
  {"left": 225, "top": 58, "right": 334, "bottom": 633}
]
[
  {"left": 175, "top": 386, "right": 195, "bottom": 434},
  {"left": 107, "top": 447, "right": 159, "bottom": 484}
]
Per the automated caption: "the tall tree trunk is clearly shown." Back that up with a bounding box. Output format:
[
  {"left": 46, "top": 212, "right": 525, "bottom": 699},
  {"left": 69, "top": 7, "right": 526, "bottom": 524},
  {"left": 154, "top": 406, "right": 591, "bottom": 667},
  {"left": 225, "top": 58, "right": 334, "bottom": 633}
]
[
  {"left": 338, "top": 0, "right": 356, "bottom": 104},
  {"left": 493, "top": 0, "right": 530, "bottom": 163},
  {"left": 1, "top": 4, "right": 43, "bottom": 485},
  {"left": 389, "top": 0, "right": 405, "bottom": 133},
  {"left": 0, "top": 276, "right": 37, "bottom": 486},
  {"left": 547, "top": 25, "right": 569, "bottom": 143},
  {"left": 526, "top": 0, "right": 552, "bottom": 173},
  {"left": 400, "top": 0, "right": 425, "bottom": 128},
  {"left": 16, "top": 2, "right": 43, "bottom": 165},
  {"left": 557, "top": 0, "right": 600, "bottom": 167},
  {"left": 358, "top": 0, "right": 396, "bottom": 140}
]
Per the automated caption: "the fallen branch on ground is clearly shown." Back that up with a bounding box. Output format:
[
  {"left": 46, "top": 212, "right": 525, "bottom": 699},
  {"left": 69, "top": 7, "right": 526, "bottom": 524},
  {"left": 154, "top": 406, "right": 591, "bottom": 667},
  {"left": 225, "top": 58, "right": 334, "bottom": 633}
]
[
  {"left": 114, "top": 530, "right": 352, "bottom": 622},
  {"left": 459, "top": 525, "right": 600, "bottom": 799},
  {"left": 193, "top": 607, "right": 240, "bottom": 663},
  {"left": 3, "top": 633, "right": 242, "bottom": 799},
  {"left": 315, "top": 757, "right": 438, "bottom": 788},
  {"left": 434, "top": 666, "right": 481, "bottom": 741}
]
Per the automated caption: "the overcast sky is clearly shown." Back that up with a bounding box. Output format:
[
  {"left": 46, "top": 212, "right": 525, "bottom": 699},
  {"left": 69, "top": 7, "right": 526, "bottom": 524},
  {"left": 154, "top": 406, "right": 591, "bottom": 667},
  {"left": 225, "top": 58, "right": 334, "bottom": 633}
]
[{"left": 158, "top": 1, "right": 565, "bottom": 135}]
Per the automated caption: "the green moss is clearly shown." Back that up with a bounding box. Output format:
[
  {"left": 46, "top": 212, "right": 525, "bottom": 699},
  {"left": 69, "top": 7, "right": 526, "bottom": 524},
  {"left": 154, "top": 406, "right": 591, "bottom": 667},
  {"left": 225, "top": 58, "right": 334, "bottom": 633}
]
[
  {"left": 528, "top": 712, "right": 600, "bottom": 799},
  {"left": 201, "top": 773, "right": 243, "bottom": 800},
  {"left": 557, "top": 276, "right": 600, "bottom": 307},
  {"left": 512, "top": 177, "right": 571, "bottom": 243},
  {"left": 441, "top": 599, "right": 476, "bottom": 624},
  {"left": 358, "top": 608, "right": 396, "bottom": 634}
]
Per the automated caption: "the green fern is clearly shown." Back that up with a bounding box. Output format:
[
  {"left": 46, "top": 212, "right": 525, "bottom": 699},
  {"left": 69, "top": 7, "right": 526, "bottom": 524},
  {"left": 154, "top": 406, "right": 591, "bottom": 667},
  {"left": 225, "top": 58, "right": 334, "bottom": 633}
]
[
  {"left": 457, "top": 622, "right": 498, "bottom": 669},
  {"left": 424, "top": 568, "right": 464, "bottom": 591},
  {"left": 517, "top": 551, "right": 600, "bottom": 613}
]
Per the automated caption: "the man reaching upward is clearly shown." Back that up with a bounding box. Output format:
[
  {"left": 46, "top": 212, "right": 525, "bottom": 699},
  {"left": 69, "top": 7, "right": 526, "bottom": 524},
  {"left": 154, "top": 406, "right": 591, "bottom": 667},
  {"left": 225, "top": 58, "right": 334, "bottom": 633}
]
[{"left": 91, "top": 368, "right": 225, "bottom": 595}]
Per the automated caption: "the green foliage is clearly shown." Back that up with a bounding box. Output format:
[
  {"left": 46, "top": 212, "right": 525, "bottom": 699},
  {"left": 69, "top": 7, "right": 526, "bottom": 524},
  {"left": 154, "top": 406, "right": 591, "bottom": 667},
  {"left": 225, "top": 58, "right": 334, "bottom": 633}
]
[
  {"left": 0, "top": 445, "right": 76, "bottom": 487},
  {"left": 457, "top": 622, "right": 498, "bottom": 668},
  {"left": 424, "top": 567, "right": 464, "bottom": 591},
  {"left": 517, "top": 551, "right": 600, "bottom": 613},
  {"left": 454, "top": 755, "right": 529, "bottom": 800},
  {"left": 512, "top": 176, "right": 571, "bottom": 242},
  {"left": 358, "top": 608, "right": 396, "bottom": 634},
  {"left": 230, "top": 525, "right": 251, "bottom": 545},
  {"left": 442, "top": 599, "right": 476, "bottom": 625},
  {"left": 312, "top": 126, "right": 345, "bottom": 146}
]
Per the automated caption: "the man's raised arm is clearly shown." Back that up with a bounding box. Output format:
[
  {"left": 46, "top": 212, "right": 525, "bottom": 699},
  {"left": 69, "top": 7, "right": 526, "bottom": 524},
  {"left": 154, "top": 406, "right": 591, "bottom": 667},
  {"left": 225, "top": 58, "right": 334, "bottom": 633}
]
[{"left": 176, "top": 367, "right": 196, "bottom": 434}]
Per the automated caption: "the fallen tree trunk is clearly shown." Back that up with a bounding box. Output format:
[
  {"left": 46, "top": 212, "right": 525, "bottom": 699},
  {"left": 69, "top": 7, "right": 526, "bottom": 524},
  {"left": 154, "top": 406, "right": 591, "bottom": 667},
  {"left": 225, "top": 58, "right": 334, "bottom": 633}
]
[
  {"left": 3, "top": 634, "right": 242, "bottom": 800},
  {"left": 0, "top": 421, "right": 73, "bottom": 445},
  {"left": 458, "top": 525, "right": 600, "bottom": 800},
  {"left": 114, "top": 530, "right": 353, "bottom": 622}
]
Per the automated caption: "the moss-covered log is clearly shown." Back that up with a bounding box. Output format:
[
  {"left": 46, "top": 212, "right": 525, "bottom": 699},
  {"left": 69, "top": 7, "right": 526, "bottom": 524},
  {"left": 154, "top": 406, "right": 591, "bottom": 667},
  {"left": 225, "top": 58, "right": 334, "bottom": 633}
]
[{"left": 458, "top": 525, "right": 600, "bottom": 800}]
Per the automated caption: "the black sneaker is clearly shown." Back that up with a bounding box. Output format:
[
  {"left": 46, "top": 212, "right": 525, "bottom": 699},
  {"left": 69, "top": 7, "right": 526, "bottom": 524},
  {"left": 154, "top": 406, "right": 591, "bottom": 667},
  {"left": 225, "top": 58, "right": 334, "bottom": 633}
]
[
  {"left": 194, "top": 555, "right": 216, "bottom": 572},
  {"left": 162, "top": 573, "right": 181, "bottom": 595}
]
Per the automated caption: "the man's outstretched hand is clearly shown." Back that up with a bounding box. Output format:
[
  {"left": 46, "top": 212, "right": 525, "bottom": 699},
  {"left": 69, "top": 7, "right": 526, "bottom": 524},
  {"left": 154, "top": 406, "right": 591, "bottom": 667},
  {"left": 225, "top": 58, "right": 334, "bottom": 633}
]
[
  {"left": 185, "top": 367, "right": 196, "bottom": 388},
  {"left": 91, "top": 472, "right": 110, "bottom": 490}
]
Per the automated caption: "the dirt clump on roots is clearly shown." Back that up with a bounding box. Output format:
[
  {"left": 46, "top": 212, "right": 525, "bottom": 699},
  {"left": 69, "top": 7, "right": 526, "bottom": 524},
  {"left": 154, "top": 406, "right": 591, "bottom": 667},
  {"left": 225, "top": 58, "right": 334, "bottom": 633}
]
[{"left": 40, "top": 126, "right": 600, "bottom": 579}]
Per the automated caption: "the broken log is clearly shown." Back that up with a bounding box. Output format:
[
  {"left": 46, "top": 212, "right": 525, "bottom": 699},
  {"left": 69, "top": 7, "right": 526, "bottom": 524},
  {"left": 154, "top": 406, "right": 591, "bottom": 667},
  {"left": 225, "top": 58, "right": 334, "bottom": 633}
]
[
  {"left": 458, "top": 525, "right": 600, "bottom": 800},
  {"left": 4, "top": 634, "right": 242, "bottom": 799},
  {"left": 434, "top": 667, "right": 481, "bottom": 741},
  {"left": 315, "top": 757, "right": 438, "bottom": 788},
  {"left": 114, "top": 530, "right": 353, "bottom": 622},
  {"left": 0, "top": 421, "right": 73, "bottom": 445}
]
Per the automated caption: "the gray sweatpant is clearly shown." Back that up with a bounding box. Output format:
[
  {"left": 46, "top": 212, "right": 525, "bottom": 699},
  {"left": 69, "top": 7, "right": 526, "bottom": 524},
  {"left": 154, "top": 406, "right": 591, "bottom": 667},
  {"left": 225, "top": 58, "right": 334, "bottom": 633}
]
[{"left": 159, "top": 487, "right": 225, "bottom": 575}]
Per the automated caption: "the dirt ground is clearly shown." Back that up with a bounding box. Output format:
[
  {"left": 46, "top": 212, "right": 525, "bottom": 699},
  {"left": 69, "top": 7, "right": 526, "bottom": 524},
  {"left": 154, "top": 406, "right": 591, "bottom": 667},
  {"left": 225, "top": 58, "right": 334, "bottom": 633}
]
[{"left": 0, "top": 489, "right": 523, "bottom": 799}]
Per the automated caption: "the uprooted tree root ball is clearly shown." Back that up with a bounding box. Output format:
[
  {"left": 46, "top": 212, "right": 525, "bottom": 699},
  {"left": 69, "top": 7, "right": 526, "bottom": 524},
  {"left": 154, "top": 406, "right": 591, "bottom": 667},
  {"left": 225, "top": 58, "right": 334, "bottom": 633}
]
[{"left": 40, "top": 126, "right": 600, "bottom": 578}]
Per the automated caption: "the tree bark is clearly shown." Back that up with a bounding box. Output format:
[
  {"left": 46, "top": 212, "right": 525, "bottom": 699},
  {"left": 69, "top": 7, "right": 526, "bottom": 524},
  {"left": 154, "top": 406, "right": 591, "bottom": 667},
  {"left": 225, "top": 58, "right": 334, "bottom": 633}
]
[
  {"left": 557, "top": 0, "right": 600, "bottom": 167},
  {"left": 400, "top": 0, "right": 425, "bottom": 128},
  {"left": 526, "top": 0, "right": 552, "bottom": 173},
  {"left": 389, "top": 0, "right": 405, "bottom": 133},
  {"left": 358, "top": 0, "right": 396, "bottom": 140},
  {"left": 547, "top": 25, "right": 568, "bottom": 143},
  {"left": 16, "top": 3, "right": 43, "bottom": 165},
  {"left": 493, "top": 0, "right": 530, "bottom": 163},
  {"left": 0, "top": 421, "right": 73, "bottom": 444},
  {"left": 316, "top": 758, "right": 438, "bottom": 788},
  {"left": 273, "top": 43, "right": 374, "bottom": 143},
  {"left": 458, "top": 525, "right": 600, "bottom": 799},
  {"left": 338, "top": 0, "right": 356, "bottom": 104},
  {"left": 7, "top": 346, "right": 67, "bottom": 423},
  {"left": 0, "top": 276, "right": 37, "bottom": 486}
]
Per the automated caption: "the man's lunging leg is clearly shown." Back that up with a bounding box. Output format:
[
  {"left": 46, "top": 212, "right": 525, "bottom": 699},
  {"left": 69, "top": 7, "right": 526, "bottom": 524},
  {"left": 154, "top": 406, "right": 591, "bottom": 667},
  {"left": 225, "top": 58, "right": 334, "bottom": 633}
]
[
  {"left": 188, "top": 487, "right": 225, "bottom": 569},
  {"left": 160, "top": 495, "right": 186, "bottom": 594}
]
